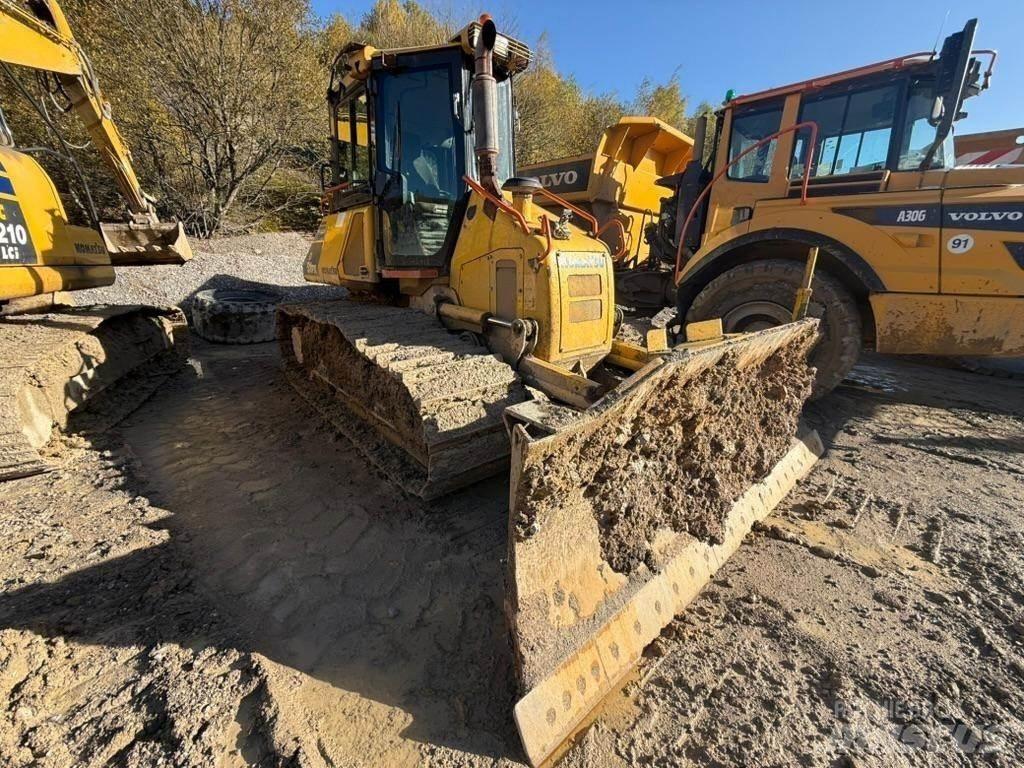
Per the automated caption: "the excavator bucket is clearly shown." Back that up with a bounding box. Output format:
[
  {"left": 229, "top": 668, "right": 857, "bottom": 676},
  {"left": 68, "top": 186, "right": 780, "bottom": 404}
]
[
  {"left": 99, "top": 221, "right": 193, "bottom": 266},
  {"left": 503, "top": 319, "right": 823, "bottom": 766}
]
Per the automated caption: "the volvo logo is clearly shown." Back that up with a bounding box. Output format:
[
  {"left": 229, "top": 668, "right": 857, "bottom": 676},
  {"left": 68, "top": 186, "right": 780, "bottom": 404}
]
[
  {"left": 948, "top": 210, "right": 1024, "bottom": 223},
  {"left": 538, "top": 170, "right": 578, "bottom": 187}
]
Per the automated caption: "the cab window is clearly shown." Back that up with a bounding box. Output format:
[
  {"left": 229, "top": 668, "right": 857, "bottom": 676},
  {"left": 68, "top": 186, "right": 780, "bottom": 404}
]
[
  {"left": 898, "top": 83, "right": 954, "bottom": 170},
  {"left": 727, "top": 106, "right": 783, "bottom": 182},
  {"left": 375, "top": 63, "right": 465, "bottom": 261},
  {"left": 790, "top": 84, "right": 898, "bottom": 178},
  {"left": 336, "top": 92, "right": 371, "bottom": 186}
]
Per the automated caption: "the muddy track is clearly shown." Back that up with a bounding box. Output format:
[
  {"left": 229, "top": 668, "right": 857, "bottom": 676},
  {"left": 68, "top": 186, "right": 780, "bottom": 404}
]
[{"left": 278, "top": 300, "right": 527, "bottom": 499}]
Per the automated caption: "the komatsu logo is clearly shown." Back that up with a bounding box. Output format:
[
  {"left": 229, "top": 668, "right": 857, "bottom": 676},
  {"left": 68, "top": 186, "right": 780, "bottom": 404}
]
[
  {"left": 537, "top": 170, "right": 578, "bottom": 187},
  {"left": 948, "top": 210, "right": 1024, "bottom": 223}
]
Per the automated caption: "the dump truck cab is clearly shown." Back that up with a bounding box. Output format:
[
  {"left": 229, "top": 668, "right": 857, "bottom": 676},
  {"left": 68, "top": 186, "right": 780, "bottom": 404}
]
[{"left": 649, "top": 19, "right": 1024, "bottom": 394}]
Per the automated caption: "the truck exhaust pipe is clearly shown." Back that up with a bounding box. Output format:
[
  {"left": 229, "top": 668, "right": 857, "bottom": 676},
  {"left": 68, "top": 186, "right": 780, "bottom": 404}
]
[{"left": 472, "top": 15, "right": 501, "bottom": 195}]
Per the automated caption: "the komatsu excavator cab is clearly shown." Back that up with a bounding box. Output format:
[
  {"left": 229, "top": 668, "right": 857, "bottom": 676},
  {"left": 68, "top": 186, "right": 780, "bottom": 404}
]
[{"left": 308, "top": 21, "right": 528, "bottom": 285}]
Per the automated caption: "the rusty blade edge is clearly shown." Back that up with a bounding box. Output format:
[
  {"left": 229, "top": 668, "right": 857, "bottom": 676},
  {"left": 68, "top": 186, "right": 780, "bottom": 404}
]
[{"left": 512, "top": 429, "right": 824, "bottom": 767}]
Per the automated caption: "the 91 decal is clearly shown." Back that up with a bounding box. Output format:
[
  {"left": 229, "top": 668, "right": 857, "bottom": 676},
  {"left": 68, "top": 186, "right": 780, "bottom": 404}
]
[{"left": 946, "top": 234, "right": 975, "bottom": 254}]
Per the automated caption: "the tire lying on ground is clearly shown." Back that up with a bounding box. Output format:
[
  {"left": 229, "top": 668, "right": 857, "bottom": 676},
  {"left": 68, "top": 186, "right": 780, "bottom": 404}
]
[
  {"left": 685, "top": 259, "right": 861, "bottom": 398},
  {"left": 190, "top": 288, "right": 282, "bottom": 344}
]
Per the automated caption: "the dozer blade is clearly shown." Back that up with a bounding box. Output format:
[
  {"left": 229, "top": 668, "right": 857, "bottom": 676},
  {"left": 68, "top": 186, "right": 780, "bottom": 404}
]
[
  {"left": 99, "top": 221, "right": 193, "bottom": 266},
  {"left": 504, "top": 319, "right": 822, "bottom": 766}
]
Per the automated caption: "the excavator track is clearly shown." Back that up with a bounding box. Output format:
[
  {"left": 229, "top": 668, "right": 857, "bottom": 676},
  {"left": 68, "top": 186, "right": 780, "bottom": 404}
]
[
  {"left": 0, "top": 305, "right": 187, "bottom": 482},
  {"left": 278, "top": 300, "right": 529, "bottom": 499}
]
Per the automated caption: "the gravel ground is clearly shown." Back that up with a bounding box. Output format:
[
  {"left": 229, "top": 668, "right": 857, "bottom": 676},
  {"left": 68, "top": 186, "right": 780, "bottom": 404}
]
[
  {"left": 71, "top": 232, "right": 341, "bottom": 311},
  {"left": 2, "top": 234, "right": 1023, "bottom": 766}
]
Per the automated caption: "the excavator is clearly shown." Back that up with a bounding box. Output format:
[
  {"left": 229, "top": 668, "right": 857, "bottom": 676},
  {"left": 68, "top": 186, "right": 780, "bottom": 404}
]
[
  {"left": 281, "top": 16, "right": 823, "bottom": 765},
  {"left": 527, "top": 19, "right": 1023, "bottom": 396},
  {"left": 0, "top": 0, "right": 191, "bottom": 480}
]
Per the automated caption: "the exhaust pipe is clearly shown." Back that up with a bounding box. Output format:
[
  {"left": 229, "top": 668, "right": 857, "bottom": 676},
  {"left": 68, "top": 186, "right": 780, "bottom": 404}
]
[
  {"left": 692, "top": 114, "right": 708, "bottom": 164},
  {"left": 472, "top": 15, "right": 501, "bottom": 195}
]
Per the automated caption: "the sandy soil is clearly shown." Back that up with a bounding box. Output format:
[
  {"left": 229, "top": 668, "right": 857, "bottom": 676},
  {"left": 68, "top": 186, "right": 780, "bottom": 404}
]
[
  {"left": 2, "top": 235, "right": 1022, "bottom": 766},
  {"left": 3, "top": 341, "right": 1022, "bottom": 767}
]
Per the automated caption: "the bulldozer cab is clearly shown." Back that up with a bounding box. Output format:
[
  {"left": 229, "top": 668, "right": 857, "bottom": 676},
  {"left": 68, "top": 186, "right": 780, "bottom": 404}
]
[{"left": 321, "top": 29, "right": 524, "bottom": 276}]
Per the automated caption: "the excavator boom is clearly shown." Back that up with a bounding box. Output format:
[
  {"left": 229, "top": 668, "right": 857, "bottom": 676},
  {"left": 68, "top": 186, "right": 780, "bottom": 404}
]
[{"left": 0, "top": 0, "right": 190, "bottom": 265}]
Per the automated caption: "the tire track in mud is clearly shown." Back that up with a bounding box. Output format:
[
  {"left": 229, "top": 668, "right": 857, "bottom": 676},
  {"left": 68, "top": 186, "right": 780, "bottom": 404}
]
[{"left": 117, "top": 342, "right": 522, "bottom": 767}]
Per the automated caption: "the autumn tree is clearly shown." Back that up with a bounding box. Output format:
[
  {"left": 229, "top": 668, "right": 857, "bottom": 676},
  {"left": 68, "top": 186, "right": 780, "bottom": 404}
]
[{"left": 0, "top": 0, "right": 717, "bottom": 234}]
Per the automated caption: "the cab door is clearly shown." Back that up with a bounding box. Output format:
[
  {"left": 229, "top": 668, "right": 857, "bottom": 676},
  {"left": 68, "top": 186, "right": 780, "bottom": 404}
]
[{"left": 940, "top": 184, "right": 1024, "bottom": 295}]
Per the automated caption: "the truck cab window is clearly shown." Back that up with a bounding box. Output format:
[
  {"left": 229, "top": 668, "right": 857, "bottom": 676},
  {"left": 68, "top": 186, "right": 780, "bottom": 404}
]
[
  {"left": 791, "top": 85, "right": 897, "bottom": 178},
  {"left": 336, "top": 93, "right": 370, "bottom": 186},
  {"left": 898, "top": 84, "right": 955, "bottom": 170},
  {"left": 727, "top": 106, "right": 783, "bottom": 182}
]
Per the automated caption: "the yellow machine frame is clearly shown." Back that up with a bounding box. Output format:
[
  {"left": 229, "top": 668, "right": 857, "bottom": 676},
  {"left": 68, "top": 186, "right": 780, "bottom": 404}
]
[{"left": 0, "top": 0, "right": 190, "bottom": 305}]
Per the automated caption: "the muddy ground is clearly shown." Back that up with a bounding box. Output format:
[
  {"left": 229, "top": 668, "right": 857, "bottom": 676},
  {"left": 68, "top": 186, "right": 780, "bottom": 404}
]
[
  {"left": 3, "top": 344, "right": 1022, "bottom": 767},
  {"left": 2, "top": 250, "right": 1023, "bottom": 765}
]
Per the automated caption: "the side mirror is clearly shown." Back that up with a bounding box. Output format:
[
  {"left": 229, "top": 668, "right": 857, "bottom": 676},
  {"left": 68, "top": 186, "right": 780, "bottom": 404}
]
[{"left": 930, "top": 19, "right": 977, "bottom": 128}]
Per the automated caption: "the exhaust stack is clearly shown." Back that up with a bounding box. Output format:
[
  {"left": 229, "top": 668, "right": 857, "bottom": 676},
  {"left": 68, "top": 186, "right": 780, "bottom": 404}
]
[{"left": 472, "top": 15, "right": 501, "bottom": 195}]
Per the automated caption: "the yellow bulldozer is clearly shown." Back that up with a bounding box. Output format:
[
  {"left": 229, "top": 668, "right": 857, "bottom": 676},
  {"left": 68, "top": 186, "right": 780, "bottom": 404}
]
[
  {"left": 281, "top": 16, "right": 823, "bottom": 765},
  {"left": 526, "top": 19, "right": 1023, "bottom": 396},
  {"left": 0, "top": 0, "right": 191, "bottom": 480}
]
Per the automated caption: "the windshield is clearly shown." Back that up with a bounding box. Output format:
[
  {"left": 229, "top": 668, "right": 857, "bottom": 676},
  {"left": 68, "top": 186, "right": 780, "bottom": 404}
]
[
  {"left": 898, "top": 83, "right": 955, "bottom": 171},
  {"left": 376, "top": 64, "right": 465, "bottom": 260}
]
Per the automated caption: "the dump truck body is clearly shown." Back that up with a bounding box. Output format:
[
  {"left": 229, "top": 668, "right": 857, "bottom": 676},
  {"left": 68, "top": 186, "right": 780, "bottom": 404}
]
[{"left": 518, "top": 117, "right": 693, "bottom": 269}]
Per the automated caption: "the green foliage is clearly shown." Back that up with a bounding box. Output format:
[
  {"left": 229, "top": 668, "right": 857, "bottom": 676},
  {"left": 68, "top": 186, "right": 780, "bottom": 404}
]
[
  {"left": 632, "top": 72, "right": 687, "bottom": 130},
  {"left": 1, "top": 0, "right": 716, "bottom": 235}
]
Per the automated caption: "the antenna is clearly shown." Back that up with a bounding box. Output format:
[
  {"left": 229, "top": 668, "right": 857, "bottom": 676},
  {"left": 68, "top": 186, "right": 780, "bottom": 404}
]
[{"left": 931, "top": 8, "right": 951, "bottom": 55}]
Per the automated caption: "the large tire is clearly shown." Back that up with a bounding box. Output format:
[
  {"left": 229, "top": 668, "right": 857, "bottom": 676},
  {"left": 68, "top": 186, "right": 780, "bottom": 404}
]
[
  {"left": 191, "top": 288, "right": 281, "bottom": 344},
  {"left": 685, "top": 259, "right": 861, "bottom": 398}
]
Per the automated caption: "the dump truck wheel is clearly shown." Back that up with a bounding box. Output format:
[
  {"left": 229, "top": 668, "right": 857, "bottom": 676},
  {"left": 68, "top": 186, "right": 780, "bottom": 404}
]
[
  {"left": 685, "top": 259, "right": 861, "bottom": 398},
  {"left": 191, "top": 289, "right": 282, "bottom": 344}
]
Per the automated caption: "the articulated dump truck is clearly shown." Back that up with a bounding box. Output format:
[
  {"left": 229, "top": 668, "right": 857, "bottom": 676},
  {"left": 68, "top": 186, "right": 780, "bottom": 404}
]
[
  {"left": 279, "top": 16, "right": 822, "bottom": 765},
  {"left": 527, "top": 19, "right": 1024, "bottom": 398},
  {"left": 0, "top": 0, "right": 191, "bottom": 481}
]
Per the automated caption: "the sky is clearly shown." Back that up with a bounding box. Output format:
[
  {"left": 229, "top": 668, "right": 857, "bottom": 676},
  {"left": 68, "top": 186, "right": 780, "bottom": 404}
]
[{"left": 311, "top": 0, "right": 1024, "bottom": 136}]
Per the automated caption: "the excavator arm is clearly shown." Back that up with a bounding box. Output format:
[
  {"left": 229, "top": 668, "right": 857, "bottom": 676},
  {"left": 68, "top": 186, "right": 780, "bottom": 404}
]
[{"left": 0, "top": 0, "right": 190, "bottom": 264}]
